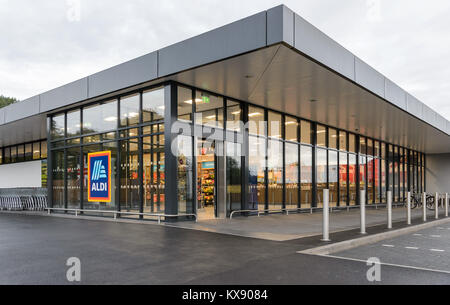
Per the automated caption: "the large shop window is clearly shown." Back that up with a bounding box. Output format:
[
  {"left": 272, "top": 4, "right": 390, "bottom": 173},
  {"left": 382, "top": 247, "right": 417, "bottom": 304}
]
[
  {"left": 177, "top": 135, "right": 194, "bottom": 214},
  {"left": 143, "top": 87, "right": 164, "bottom": 123},
  {"left": 316, "top": 148, "right": 327, "bottom": 208},
  {"left": 143, "top": 135, "right": 165, "bottom": 214},
  {"left": 120, "top": 94, "right": 140, "bottom": 127},
  {"left": 339, "top": 152, "right": 348, "bottom": 206},
  {"left": 52, "top": 150, "right": 65, "bottom": 208},
  {"left": 249, "top": 136, "right": 266, "bottom": 211},
  {"left": 285, "top": 143, "right": 299, "bottom": 209},
  {"left": 300, "top": 145, "right": 313, "bottom": 208},
  {"left": 349, "top": 154, "right": 357, "bottom": 205},
  {"left": 120, "top": 139, "right": 140, "bottom": 213},
  {"left": 267, "top": 139, "right": 283, "bottom": 209},
  {"left": 226, "top": 142, "right": 242, "bottom": 213},
  {"left": 83, "top": 100, "right": 118, "bottom": 134},
  {"left": 195, "top": 91, "right": 223, "bottom": 128},
  {"left": 329, "top": 150, "right": 338, "bottom": 207}
]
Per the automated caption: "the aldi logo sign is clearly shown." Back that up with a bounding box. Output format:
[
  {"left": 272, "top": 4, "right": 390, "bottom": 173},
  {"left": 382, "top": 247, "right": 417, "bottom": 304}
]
[{"left": 88, "top": 151, "right": 111, "bottom": 202}]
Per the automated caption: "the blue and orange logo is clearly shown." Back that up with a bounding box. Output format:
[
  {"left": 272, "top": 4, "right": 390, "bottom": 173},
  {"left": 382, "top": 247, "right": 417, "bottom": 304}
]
[{"left": 88, "top": 151, "right": 111, "bottom": 202}]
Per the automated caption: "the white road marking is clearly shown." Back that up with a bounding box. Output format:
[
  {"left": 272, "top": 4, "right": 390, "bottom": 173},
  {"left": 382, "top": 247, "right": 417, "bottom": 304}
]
[
  {"left": 321, "top": 254, "right": 450, "bottom": 275},
  {"left": 430, "top": 235, "right": 441, "bottom": 238},
  {"left": 405, "top": 247, "right": 419, "bottom": 250},
  {"left": 430, "top": 249, "right": 445, "bottom": 253},
  {"left": 382, "top": 244, "right": 395, "bottom": 248},
  {"left": 413, "top": 234, "right": 422, "bottom": 236}
]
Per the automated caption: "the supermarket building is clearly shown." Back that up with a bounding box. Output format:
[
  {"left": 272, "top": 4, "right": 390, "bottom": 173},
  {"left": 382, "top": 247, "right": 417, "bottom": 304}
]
[{"left": 0, "top": 5, "right": 449, "bottom": 221}]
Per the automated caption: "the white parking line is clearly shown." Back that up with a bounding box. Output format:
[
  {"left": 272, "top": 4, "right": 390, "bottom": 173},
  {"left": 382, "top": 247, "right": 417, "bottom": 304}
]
[
  {"left": 322, "top": 254, "right": 450, "bottom": 275},
  {"left": 430, "top": 249, "right": 445, "bottom": 253},
  {"left": 405, "top": 247, "right": 419, "bottom": 250},
  {"left": 382, "top": 244, "right": 395, "bottom": 248},
  {"left": 430, "top": 235, "right": 441, "bottom": 238},
  {"left": 413, "top": 234, "right": 422, "bottom": 236}
]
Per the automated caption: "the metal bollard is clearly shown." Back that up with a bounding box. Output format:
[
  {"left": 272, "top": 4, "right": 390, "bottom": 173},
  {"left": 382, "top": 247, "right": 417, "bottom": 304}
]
[
  {"left": 435, "top": 193, "right": 439, "bottom": 220},
  {"left": 360, "top": 190, "right": 366, "bottom": 234},
  {"left": 407, "top": 192, "right": 411, "bottom": 225},
  {"left": 423, "top": 192, "right": 427, "bottom": 222},
  {"left": 446, "top": 193, "right": 449, "bottom": 218},
  {"left": 322, "top": 189, "right": 330, "bottom": 242},
  {"left": 387, "top": 191, "right": 392, "bottom": 229}
]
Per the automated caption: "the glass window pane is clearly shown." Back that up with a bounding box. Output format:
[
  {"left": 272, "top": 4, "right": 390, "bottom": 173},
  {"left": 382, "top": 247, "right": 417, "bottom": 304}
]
[
  {"left": 25, "top": 143, "right": 32, "bottom": 161},
  {"left": 226, "top": 100, "right": 242, "bottom": 132},
  {"left": 120, "top": 139, "right": 140, "bottom": 213},
  {"left": 316, "top": 148, "right": 327, "bottom": 207},
  {"left": 360, "top": 137, "right": 367, "bottom": 155},
  {"left": 339, "top": 131, "right": 347, "bottom": 151},
  {"left": 374, "top": 141, "right": 380, "bottom": 157},
  {"left": 17, "top": 145, "right": 24, "bottom": 162},
  {"left": 11, "top": 146, "right": 17, "bottom": 163},
  {"left": 285, "top": 116, "right": 298, "bottom": 142},
  {"left": 40, "top": 141, "right": 47, "bottom": 159},
  {"left": 226, "top": 142, "right": 242, "bottom": 213},
  {"left": 268, "top": 111, "right": 282, "bottom": 139},
  {"left": 120, "top": 94, "right": 140, "bottom": 127},
  {"left": 268, "top": 139, "right": 283, "bottom": 209},
  {"left": 285, "top": 143, "right": 299, "bottom": 209},
  {"left": 348, "top": 134, "right": 356, "bottom": 153},
  {"left": 300, "top": 146, "right": 313, "bottom": 208},
  {"left": 300, "top": 121, "right": 312, "bottom": 144},
  {"left": 367, "top": 139, "right": 374, "bottom": 156},
  {"left": 143, "top": 135, "right": 165, "bottom": 215},
  {"left": 142, "top": 87, "right": 164, "bottom": 123},
  {"left": 51, "top": 114, "right": 65, "bottom": 139},
  {"left": 339, "top": 152, "right": 348, "bottom": 206},
  {"left": 367, "top": 156, "right": 374, "bottom": 203},
  {"left": 178, "top": 86, "right": 193, "bottom": 123},
  {"left": 52, "top": 150, "right": 65, "bottom": 208},
  {"left": 67, "top": 147, "right": 81, "bottom": 209},
  {"left": 329, "top": 151, "right": 338, "bottom": 207},
  {"left": 349, "top": 154, "right": 357, "bottom": 205},
  {"left": 317, "top": 125, "right": 326, "bottom": 147},
  {"left": 194, "top": 91, "right": 223, "bottom": 128},
  {"left": 248, "top": 106, "right": 265, "bottom": 136},
  {"left": 249, "top": 136, "right": 266, "bottom": 211},
  {"left": 83, "top": 100, "right": 118, "bottom": 134},
  {"left": 176, "top": 135, "right": 194, "bottom": 214},
  {"left": 66, "top": 110, "right": 81, "bottom": 138},
  {"left": 4, "top": 147, "right": 10, "bottom": 164},
  {"left": 328, "top": 128, "right": 337, "bottom": 149}
]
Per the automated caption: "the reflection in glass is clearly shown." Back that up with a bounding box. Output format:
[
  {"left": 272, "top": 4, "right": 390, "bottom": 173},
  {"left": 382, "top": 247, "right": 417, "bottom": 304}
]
[
  {"left": 367, "top": 156, "right": 374, "bottom": 204},
  {"left": 67, "top": 110, "right": 81, "bottom": 138},
  {"left": 248, "top": 106, "right": 265, "bottom": 136},
  {"left": 300, "top": 146, "right": 313, "bottom": 208},
  {"left": 339, "top": 131, "right": 347, "bottom": 151},
  {"left": 52, "top": 150, "right": 65, "bottom": 208},
  {"left": 301, "top": 121, "right": 312, "bottom": 144},
  {"left": 268, "top": 139, "right": 283, "bottom": 209},
  {"left": 226, "top": 142, "right": 242, "bottom": 213},
  {"left": 226, "top": 100, "right": 242, "bottom": 132},
  {"left": 339, "top": 152, "right": 348, "bottom": 206},
  {"left": 178, "top": 86, "right": 193, "bottom": 123},
  {"left": 52, "top": 114, "right": 65, "bottom": 139},
  {"left": 120, "top": 139, "right": 140, "bottom": 213},
  {"left": 143, "top": 87, "right": 164, "bottom": 123},
  {"left": 177, "top": 135, "right": 194, "bottom": 214},
  {"left": 329, "top": 151, "right": 338, "bottom": 207},
  {"left": 120, "top": 94, "right": 140, "bottom": 127},
  {"left": 285, "top": 143, "right": 299, "bottom": 209},
  {"left": 349, "top": 134, "right": 356, "bottom": 153},
  {"left": 195, "top": 91, "right": 223, "bottom": 128},
  {"left": 268, "top": 111, "right": 282, "bottom": 139},
  {"left": 249, "top": 136, "right": 266, "bottom": 211},
  {"left": 375, "top": 158, "right": 381, "bottom": 203},
  {"left": 285, "top": 116, "right": 298, "bottom": 142},
  {"left": 317, "top": 125, "right": 326, "bottom": 147},
  {"left": 143, "top": 135, "right": 165, "bottom": 214},
  {"left": 328, "top": 128, "right": 337, "bottom": 149},
  {"left": 67, "top": 147, "right": 81, "bottom": 209},
  {"left": 316, "top": 148, "right": 327, "bottom": 208},
  {"left": 83, "top": 100, "right": 118, "bottom": 134},
  {"left": 349, "top": 154, "right": 357, "bottom": 205}
]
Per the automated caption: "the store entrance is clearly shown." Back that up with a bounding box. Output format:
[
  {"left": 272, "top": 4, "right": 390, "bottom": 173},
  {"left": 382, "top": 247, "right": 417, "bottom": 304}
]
[{"left": 197, "top": 139, "right": 217, "bottom": 220}]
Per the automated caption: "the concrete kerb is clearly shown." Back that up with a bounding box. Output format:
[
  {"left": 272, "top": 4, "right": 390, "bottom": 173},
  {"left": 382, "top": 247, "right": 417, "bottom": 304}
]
[{"left": 298, "top": 217, "right": 450, "bottom": 256}]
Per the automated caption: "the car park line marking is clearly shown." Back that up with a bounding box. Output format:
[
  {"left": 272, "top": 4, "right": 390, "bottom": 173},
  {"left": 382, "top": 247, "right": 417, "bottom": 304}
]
[
  {"left": 321, "top": 254, "right": 450, "bottom": 275},
  {"left": 405, "top": 247, "right": 419, "bottom": 250},
  {"left": 413, "top": 234, "right": 422, "bottom": 236},
  {"left": 430, "top": 249, "right": 445, "bottom": 253},
  {"left": 382, "top": 244, "right": 395, "bottom": 248},
  {"left": 430, "top": 235, "right": 441, "bottom": 238}
]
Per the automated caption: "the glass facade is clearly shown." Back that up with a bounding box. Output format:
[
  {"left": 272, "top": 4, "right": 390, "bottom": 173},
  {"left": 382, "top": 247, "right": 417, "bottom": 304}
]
[{"left": 47, "top": 82, "right": 427, "bottom": 220}]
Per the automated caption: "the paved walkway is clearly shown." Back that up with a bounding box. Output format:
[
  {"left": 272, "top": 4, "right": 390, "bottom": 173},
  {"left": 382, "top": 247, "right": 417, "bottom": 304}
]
[{"left": 168, "top": 207, "right": 447, "bottom": 241}]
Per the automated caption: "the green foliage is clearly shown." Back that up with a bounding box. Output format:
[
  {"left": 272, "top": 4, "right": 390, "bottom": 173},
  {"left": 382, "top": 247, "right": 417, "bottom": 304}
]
[{"left": 0, "top": 95, "right": 18, "bottom": 109}]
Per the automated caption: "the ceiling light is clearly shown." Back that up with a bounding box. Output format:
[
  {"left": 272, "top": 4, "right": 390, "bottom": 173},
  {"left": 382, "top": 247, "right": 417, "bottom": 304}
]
[
  {"left": 285, "top": 121, "right": 297, "bottom": 125},
  {"left": 317, "top": 130, "right": 326, "bottom": 134},
  {"left": 104, "top": 117, "right": 117, "bottom": 122},
  {"left": 206, "top": 115, "right": 216, "bottom": 119},
  {"left": 184, "top": 98, "right": 203, "bottom": 105},
  {"left": 248, "top": 112, "right": 262, "bottom": 117},
  {"left": 231, "top": 111, "right": 241, "bottom": 115}
]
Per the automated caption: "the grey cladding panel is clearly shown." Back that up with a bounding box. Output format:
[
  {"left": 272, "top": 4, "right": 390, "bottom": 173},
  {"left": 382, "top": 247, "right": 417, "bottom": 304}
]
[
  {"left": 89, "top": 52, "right": 158, "bottom": 98},
  {"left": 40, "top": 78, "right": 88, "bottom": 113},
  {"left": 385, "top": 78, "right": 407, "bottom": 109},
  {"left": 407, "top": 94, "right": 423, "bottom": 119},
  {"left": 267, "top": 5, "right": 294, "bottom": 46},
  {"left": 158, "top": 12, "right": 267, "bottom": 77},
  {"left": 5, "top": 95, "right": 40, "bottom": 124},
  {"left": 354, "top": 57, "right": 385, "bottom": 98},
  {"left": 0, "top": 108, "right": 5, "bottom": 125},
  {"left": 422, "top": 104, "right": 437, "bottom": 124},
  {"left": 294, "top": 14, "right": 355, "bottom": 80}
]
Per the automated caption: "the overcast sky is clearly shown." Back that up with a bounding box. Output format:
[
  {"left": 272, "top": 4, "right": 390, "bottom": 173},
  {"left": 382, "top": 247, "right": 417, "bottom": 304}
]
[{"left": 0, "top": 0, "right": 449, "bottom": 119}]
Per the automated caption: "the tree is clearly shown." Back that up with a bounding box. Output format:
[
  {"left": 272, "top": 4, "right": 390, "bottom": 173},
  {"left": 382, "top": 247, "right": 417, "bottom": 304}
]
[{"left": 0, "top": 95, "right": 18, "bottom": 109}]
